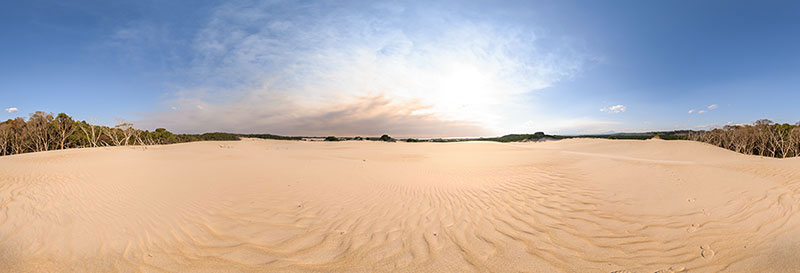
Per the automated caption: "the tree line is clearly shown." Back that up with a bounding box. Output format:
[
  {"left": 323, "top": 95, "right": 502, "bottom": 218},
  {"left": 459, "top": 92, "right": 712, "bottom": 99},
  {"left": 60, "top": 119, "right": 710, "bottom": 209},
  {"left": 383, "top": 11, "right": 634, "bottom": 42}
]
[
  {"left": 4, "top": 112, "right": 798, "bottom": 159},
  {"left": 0, "top": 111, "right": 238, "bottom": 156},
  {"left": 689, "top": 119, "right": 800, "bottom": 158}
]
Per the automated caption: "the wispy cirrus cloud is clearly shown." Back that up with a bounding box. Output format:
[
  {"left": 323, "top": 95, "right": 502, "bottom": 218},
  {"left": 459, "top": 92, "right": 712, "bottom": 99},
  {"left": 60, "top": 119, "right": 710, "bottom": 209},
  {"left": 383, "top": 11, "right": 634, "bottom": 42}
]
[{"left": 135, "top": 1, "right": 589, "bottom": 136}]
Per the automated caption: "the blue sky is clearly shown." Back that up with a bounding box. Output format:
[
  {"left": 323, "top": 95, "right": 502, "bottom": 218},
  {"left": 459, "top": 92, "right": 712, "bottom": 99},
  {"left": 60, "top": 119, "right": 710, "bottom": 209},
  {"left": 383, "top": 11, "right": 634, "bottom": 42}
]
[{"left": 2, "top": 0, "right": 799, "bottom": 136}]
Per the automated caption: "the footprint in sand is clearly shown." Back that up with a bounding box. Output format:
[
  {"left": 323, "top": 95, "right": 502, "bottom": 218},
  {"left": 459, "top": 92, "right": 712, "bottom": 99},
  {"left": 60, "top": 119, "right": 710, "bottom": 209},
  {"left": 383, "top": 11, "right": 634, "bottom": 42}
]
[
  {"left": 686, "top": 223, "right": 699, "bottom": 233},
  {"left": 700, "top": 244, "right": 715, "bottom": 260},
  {"left": 669, "top": 266, "right": 686, "bottom": 272}
]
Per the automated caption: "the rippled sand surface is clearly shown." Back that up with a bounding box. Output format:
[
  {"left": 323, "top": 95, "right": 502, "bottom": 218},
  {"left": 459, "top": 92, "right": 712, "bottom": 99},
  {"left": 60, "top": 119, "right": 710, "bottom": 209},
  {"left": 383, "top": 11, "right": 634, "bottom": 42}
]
[{"left": 2, "top": 138, "right": 800, "bottom": 272}]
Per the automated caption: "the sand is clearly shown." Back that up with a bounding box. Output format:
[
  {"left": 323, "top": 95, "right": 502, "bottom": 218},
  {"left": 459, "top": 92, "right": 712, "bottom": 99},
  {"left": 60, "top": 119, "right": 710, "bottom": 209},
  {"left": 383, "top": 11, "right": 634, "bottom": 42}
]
[{"left": 1, "top": 138, "right": 800, "bottom": 273}]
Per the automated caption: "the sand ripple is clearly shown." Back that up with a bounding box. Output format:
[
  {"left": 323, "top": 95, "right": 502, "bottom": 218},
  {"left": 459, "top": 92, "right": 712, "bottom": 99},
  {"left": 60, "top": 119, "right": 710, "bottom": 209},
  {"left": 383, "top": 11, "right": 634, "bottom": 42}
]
[{"left": 1, "top": 139, "right": 800, "bottom": 272}]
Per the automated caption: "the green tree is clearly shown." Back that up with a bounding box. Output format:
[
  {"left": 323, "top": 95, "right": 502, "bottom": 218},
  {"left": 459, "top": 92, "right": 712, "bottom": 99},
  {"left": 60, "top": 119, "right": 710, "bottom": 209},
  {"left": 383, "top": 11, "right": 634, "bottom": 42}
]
[
  {"left": 7, "top": 118, "right": 28, "bottom": 154},
  {"left": 152, "top": 128, "right": 176, "bottom": 144},
  {"left": 0, "top": 122, "right": 10, "bottom": 155},
  {"left": 54, "top": 113, "right": 76, "bottom": 149},
  {"left": 26, "top": 111, "right": 54, "bottom": 152}
]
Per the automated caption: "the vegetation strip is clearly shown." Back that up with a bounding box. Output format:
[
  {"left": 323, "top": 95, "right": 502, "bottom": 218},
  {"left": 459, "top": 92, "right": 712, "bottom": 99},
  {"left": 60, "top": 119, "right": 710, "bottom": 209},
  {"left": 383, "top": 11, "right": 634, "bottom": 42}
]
[{"left": 2, "top": 112, "right": 798, "bottom": 158}]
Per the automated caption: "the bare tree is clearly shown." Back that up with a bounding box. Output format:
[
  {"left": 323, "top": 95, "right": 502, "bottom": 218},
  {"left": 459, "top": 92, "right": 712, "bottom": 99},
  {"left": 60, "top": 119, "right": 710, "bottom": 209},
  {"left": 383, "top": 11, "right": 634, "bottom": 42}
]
[
  {"left": 0, "top": 123, "right": 9, "bottom": 156},
  {"left": 79, "top": 121, "right": 102, "bottom": 147},
  {"left": 754, "top": 119, "right": 774, "bottom": 156},
  {"left": 115, "top": 122, "right": 135, "bottom": 146},
  {"left": 790, "top": 127, "right": 800, "bottom": 158},
  {"left": 765, "top": 126, "right": 780, "bottom": 157},
  {"left": 730, "top": 126, "right": 755, "bottom": 155},
  {"left": 776, "top": 126, "right": 793, "bottom": 158},
  {"left": 103, "top": 127, "right": 124, "bottom": 146},
  {"left": 26, "top": 111, "right": 54, "bottom": 152},
  {"left": 691, "top": 119, "right": 800, "bottom": 158},
  {"left": 133, "top": 129, "right": 149, "bottom": 150}
]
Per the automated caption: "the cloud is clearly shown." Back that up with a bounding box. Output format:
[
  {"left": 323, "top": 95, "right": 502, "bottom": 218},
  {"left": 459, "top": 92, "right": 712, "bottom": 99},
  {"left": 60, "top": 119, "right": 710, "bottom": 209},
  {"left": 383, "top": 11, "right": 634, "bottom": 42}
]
[
  {"left": 135, "top": 1, "right": 588, "bottom": 136},
  {"left": 105, "top": 20, "right": 182, "bottom": 66},
  {"left": 688, "top": 104, "right": 717, "bottom": 114},
  {"left": 600, "top": 104, "right": 626, "bottom": 113},
  {"left": 4, "top": 107, "right": 18, "bottom": 113},
  {"left": 139, "top": 95, "right": 488, "bottom": 137}
]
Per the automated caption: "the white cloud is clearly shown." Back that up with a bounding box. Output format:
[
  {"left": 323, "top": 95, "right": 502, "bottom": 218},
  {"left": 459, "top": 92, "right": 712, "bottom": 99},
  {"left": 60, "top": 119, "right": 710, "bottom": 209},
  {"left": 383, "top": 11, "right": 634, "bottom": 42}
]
[
  {"left": 600, "top": 104, "right": 626, "bottom": 113},
  {"left": 136, "top": 1, "right": 588, "bottom": 136},
  {"left": 688, "top": 104, "right": 717, "bottom": 114},
  {"left": 4, "top": 107, "right": 18, "bottom": 113}
]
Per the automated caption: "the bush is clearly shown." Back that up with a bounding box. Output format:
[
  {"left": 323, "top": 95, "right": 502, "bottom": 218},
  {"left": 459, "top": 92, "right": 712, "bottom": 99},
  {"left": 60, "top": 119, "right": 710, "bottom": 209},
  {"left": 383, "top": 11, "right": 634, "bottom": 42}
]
[
  {"left": 198, "top": 132, "right": 240, "bottom": 141},
  {"left": 324, "top": 136, "right": 339, "bottom": 141}
]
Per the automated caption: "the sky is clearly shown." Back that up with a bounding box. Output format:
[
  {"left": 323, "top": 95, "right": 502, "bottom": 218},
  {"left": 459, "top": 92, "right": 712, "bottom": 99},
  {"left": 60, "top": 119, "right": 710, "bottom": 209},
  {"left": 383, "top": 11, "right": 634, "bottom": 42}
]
[{"left": 2, "top": 0, "right": 799, "bottom": 137}]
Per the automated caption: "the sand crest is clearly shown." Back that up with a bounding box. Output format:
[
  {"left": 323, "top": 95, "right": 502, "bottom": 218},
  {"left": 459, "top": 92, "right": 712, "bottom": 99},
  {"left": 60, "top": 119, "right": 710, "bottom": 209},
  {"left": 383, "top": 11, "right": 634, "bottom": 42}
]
[{"left": 1, "top": 138, "right": 800, "bottom": 272}]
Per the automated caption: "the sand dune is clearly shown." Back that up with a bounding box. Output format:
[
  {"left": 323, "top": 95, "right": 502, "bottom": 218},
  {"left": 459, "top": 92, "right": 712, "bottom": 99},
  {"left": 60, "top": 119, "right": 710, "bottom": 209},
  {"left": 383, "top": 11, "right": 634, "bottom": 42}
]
[{"left": 1, "top": 138, "right": 800, "bottom": 272}]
